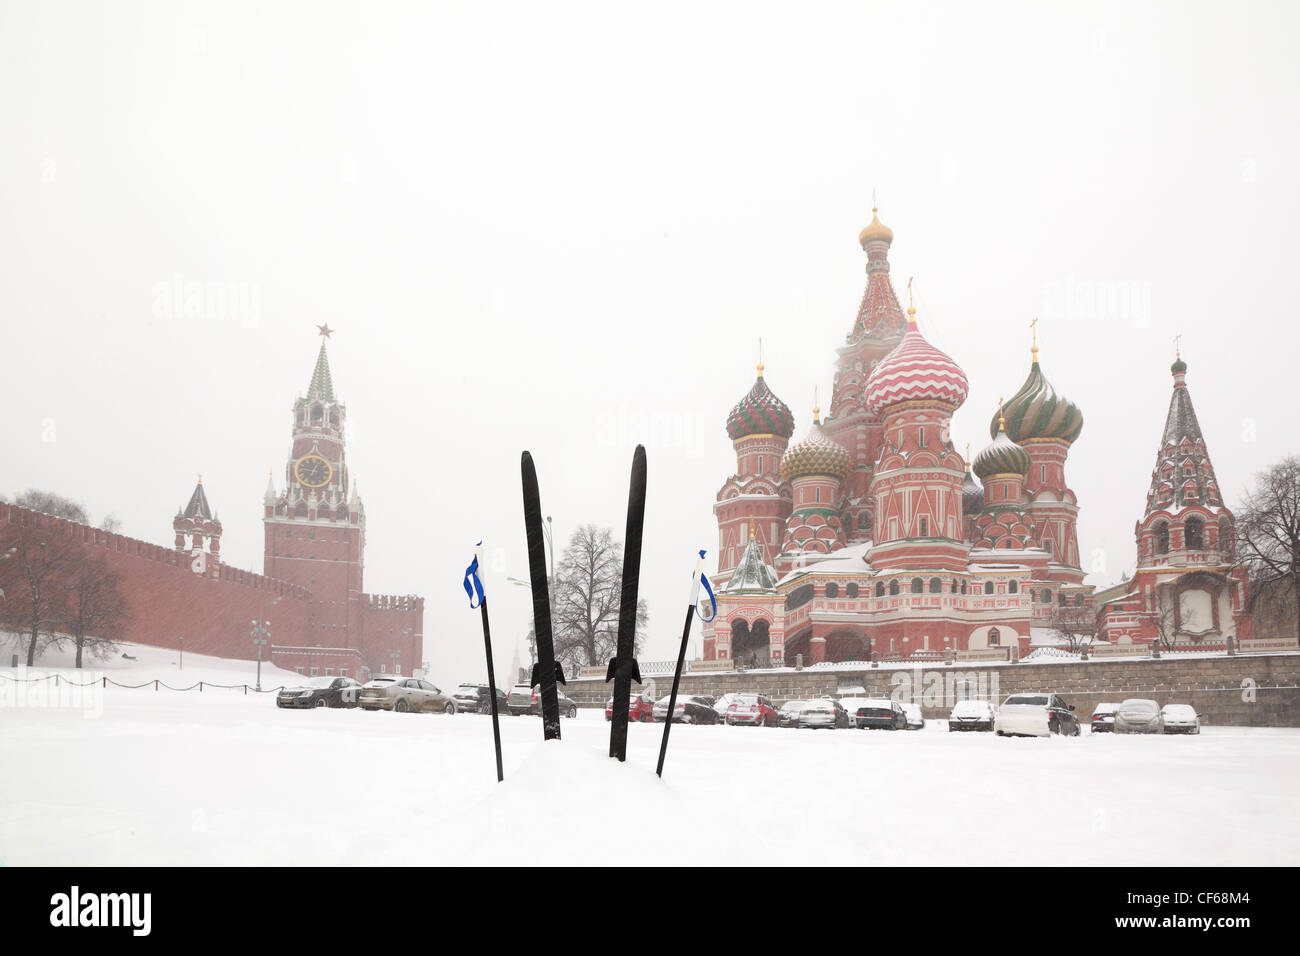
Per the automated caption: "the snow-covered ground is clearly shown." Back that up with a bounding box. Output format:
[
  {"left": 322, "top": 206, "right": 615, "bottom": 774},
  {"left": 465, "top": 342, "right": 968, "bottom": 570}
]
[{"left": 2, "top": 642, "right": 1298, "bottom": 866}]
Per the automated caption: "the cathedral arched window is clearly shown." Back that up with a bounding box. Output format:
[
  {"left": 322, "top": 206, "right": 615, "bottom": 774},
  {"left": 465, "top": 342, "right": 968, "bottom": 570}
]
[
  {"left": 1185, "top": 515, "right": 1204, "bottom": 550},
  {"left": 929, "top": 577, "right": 942, "bottom": 594},
  {"left": 846, "top": 583, "right": 859, "bottom": 598},
  {"left": 826, "top": 582, "right": 839, "bottom": 598},
  {"left": 1074, "top": 594, "right": 1084, "bottom": 608},
  {"left": 1182, "top": 479, "right": 1199, "bottom": 502},
  {"left": 960, "top": 581, "right": 968, "bottom": 595},
  {"left": 1058, "top": 592, "right": 1066, "bottom": 607},
  {"left": 1009, "top": 580, "right": 1019, "bottom": 594},
  {"left": 983, "top": 581, "right": 994, "bottom": 595},
  {"left": 875, "top": 582, "right": 885, "bottom": 597},
  {"left": 910, "top": 577, "right": 924, "bottom": 594},
  {"left": 295, "top": 501, "right": 308, "bottom": 518},
  {"left": 311, "top": 403, "right": 324, "bottom": 423},
  {"left": 889, "top": 580, "right": 900, "bottom": 596},
  {"left": 988, "top": 627, "right": 1001, "bottom": 646}
]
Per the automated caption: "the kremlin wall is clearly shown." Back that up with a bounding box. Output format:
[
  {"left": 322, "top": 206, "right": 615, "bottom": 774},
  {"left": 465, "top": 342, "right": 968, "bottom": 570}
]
[{"left": 0, "top": 334, "right": 423, "bottom": 679}]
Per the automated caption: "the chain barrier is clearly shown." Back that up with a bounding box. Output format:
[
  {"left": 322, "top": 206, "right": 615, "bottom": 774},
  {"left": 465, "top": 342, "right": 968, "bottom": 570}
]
[{"left": 0, "top": 672, "right": 288, "bottom": 693}]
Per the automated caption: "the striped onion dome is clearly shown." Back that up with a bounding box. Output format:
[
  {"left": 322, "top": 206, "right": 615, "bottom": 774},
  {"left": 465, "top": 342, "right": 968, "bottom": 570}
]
[
  {"left": 864, "top": 309, "right": 969, "bottom": 414},
  {"left": 973, "top": 421, "right": 1031, "bottom": 480},
  {"left": 993, "top": 354, "right": 1083, "bottom": 444},
  {"left": 779, "top": 417, "right": 852, "bottom": 482},
  {"left": 726, "top": 365, "right": 795, "bottom": 440}
]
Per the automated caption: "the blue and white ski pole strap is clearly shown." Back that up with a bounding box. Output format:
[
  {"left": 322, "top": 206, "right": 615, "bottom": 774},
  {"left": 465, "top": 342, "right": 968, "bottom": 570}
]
[
  {"left": 463, "top": 542, "right": 485, "bottom": 609},
  {"left": 691, "top": 549, "right": 717, "bottom": 622}
]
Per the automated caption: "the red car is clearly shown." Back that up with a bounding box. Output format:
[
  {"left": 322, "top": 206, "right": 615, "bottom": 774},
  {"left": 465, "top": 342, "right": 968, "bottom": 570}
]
[
  {"left": 725, "top": 694, "right": 778, "bottom": 727},
  {"left": 605, "top": 691, "right": 655, "bottom": 722}
]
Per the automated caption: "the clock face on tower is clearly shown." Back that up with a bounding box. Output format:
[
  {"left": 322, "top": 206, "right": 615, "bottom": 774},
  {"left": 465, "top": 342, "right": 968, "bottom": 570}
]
[{"left": 294, "top": 454, "right": 333, "bottom": 488}]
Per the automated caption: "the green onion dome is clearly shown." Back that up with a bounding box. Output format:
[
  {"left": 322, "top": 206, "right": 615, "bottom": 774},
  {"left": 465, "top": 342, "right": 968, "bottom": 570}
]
[
  {"left": 779, "top": 414, "right": 852, "bottom": 482},
  {"left": 726, "top": 364, "right": 795, "bottom": 440},
  {"left": 962, "top": 463, "right": 984, "bottom": 514},
  {"left": 974, "top": 419, "right": 1031, "bottom": 480},
  {"left": 992, "top": 351, "right": 1083, "bottom": 444}
]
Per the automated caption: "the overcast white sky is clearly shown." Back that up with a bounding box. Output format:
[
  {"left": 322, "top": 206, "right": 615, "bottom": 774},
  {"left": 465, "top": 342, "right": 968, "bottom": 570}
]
[{"left": 2, "top": 0, "right": 1297, "bottom": 687}]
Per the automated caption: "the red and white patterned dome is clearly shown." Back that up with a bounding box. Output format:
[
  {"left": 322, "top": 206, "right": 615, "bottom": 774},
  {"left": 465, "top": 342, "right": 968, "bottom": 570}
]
[{"left": 864, "top": 311, "right": 968, "bottom": 414}]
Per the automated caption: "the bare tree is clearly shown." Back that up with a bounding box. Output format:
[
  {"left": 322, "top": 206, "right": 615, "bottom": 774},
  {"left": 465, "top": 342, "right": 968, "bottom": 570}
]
[
  {"left": 13, "top": 489, "right": 89, "bottom": 523},
  {"left": 549, "top": 524, "right": 648, "bottom": 674},
  {"left": 62, "top": 554, "right": 128, "bottom": 668},
  {"left": 1047, "top": 605, "right": 1097, "bottom": 651},
  {"left": 99, "top": 515, "right": 123, "bottom": 534},
  {"left": 1153, "top": 594, "right": 1179, "bottom": 651},
  {"left": 1236, "top": 455, "right": 1300, "bottom": 645},
  {"left": 0, "top": 522, "right": 82, "bottom": 666}
]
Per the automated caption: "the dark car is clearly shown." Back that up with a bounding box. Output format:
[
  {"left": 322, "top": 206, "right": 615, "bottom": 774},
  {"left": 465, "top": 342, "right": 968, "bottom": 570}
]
[
  {"left": 277, "top": 676, "right": 362, "bottom": 709},
  {"left": 854, "top": 699, "right": 907, "bottom": 730},
  {"left": 452, "top": 683, "right": 508, "bottom": 715},
  {"left": 652, "top": 694, "right": 718, "bottom": 724},
  {"left": 508, "top": 683, "right": 579, "bottom": 718}
]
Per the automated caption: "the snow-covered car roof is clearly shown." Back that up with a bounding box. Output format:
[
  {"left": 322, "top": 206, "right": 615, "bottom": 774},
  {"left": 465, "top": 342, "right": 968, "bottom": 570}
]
[
  {"left": 951, "top": 700, "right": 994, "bottom": 716},
  {"left": 1120, "top": 698, "right": 1160, "bottom": 710},
  {"left": 855, "top": 698, "right": 896, "bottom": 709},
  {"left": 1092, "top": 702, "right": 1122, "bottom": 713},
  {"left": 1161, "top": 704, "right": 1197, "bottom": 717}
]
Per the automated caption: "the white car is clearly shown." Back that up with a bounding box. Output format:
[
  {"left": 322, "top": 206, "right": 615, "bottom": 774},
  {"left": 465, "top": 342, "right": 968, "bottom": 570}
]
[
  {"left": 1160, "top": 703, "right": 1201, "bottom": 735},
  {"left": 1114, "top": 698, "right": 1164, "bottom": 734},
  {"left": 901, "top": 702, "right": 925, "bottom": 730},
  {"left": 994, "top": 693, "right": 1081, "bottom": 737},
  {"left": 949, "top": 699, "right": 996, "bottom": 732}
]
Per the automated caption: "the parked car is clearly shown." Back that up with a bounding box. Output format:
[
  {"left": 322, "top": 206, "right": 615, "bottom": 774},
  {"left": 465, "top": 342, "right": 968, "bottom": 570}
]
[
  {"left": 854, "top": 699, "right": 907, "bottom": 730},
  {"left": 798, "top": 698, "right": 850, "bottom": 729},
  {"left": 1090, "top": 702, "right": 1121, "bottom": 733},
  {"left": 359, "top": 676, "right": 457, "bottom": 714},
  {"left": 994, "top": 693, "right": 1081, "bottom": 737},
  {"left": 713, "top": 693, "right": 746, "bottom": 724},
  {"left": 276, "top": 676, "right": 362, "bottom": 709},
  {"left": 838, "top": 697, "right": 877, "bottom": 720},
  {"left": 605, "top": 691, "right": 656, "bottom": 722},
  {"left": 652, "top": 694, "right": 718, "bottom": 724},
  {"left": 948, "top": 699, "right": 996, "bottom": 731},
  {"left": 1113, "top": 698, "right": 1164, "bottom": 734},
  {"left": 1160, "top": 704, "right": 1201, "bottom": 735},
  {"left": 452, "top": 683, "right": 508, "bottom": 715},
  {"left": 901, "top": 702, "right": 925, "bottom": 730},
  {"left": 725, "top": 694, "right": 778, "bottom": 727},
  {"left": 506, "top": 683, "right": 579, "bottom": 718},
  {"left": 778, "top": 699, "right": 810, "bottom": 728}
]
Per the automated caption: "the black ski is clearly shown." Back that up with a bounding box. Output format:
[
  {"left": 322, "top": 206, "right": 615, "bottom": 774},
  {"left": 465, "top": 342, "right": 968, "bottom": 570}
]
[
  {"left": 463, "top": 546, "right": 504, "bottom": 782},
  {"left": 521, "top": 451, "right": 564, "bottom": 740},
  {"left": 607, "top": 444, "right": 647, "bottom": 762}
]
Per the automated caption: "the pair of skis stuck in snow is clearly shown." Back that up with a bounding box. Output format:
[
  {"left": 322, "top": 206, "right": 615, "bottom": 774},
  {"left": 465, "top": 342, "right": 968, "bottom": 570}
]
[{"left": 463, "top": 445, "right": 716, "bottom": 780}]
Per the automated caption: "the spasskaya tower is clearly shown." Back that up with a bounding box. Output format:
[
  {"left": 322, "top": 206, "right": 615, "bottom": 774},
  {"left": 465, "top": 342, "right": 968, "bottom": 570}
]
[{"left": 262, "top": 325, "right": 371, "bottom": 664}]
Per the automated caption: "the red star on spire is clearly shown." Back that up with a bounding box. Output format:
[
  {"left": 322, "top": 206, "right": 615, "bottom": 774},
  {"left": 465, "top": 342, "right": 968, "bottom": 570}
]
[{"left": 316, "top": 324, "right": 334, "bottom": 339}]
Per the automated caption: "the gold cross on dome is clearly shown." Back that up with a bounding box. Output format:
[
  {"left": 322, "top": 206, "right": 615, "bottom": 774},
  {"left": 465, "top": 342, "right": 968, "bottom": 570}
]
[{"left": 1174, "top": 333, "right": 1182, "bottom": 358}]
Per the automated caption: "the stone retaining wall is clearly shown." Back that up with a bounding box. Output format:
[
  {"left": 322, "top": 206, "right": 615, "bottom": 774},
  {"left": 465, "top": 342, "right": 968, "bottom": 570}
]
[{"left": 567, "top": 654, "right": 1300, "bottom": 727}]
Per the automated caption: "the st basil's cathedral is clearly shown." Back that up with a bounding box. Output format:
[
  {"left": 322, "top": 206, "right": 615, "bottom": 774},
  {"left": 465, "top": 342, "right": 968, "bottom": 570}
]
[{"left": 702, "top": 207, "right": 1251, "bottom": 665}]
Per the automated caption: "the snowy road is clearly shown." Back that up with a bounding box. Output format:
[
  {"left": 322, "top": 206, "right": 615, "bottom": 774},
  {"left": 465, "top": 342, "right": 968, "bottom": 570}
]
[{"left": 3, "top": 677, "right": 1299, "bottom": 866}]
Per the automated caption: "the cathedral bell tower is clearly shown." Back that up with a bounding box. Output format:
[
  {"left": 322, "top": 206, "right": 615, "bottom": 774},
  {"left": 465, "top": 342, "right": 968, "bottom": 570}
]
[{"left": 263, "top": 326, "right": 366, "bottom": 648}]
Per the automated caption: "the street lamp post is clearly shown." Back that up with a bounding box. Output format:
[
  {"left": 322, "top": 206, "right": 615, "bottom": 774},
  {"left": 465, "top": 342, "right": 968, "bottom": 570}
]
[
  {"left": 250, "top": 620, "right": 271, "bottom": 692},
  {"left": 389, "top": 649, "right": 400, "bottom": 675}
]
